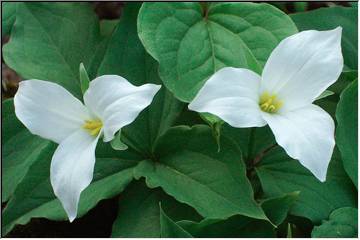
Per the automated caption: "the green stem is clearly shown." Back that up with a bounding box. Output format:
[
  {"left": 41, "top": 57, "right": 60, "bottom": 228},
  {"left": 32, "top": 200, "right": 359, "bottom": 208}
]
[
  {"left": 252, "top": 143, "right": 278, "bottom": 166},
  {"left": 247, "top": 128, "right": 256, "bottom": 161},
  {"left": 200, "top": 2, "right": 209, "bottom": 19}
]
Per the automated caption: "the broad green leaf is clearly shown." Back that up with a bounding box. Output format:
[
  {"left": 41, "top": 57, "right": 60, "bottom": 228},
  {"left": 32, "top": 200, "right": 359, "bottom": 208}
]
[
  {"left": 312, "top": 207, "right": 358, "bottom": 237},
  {"left": 97, "top": 3, "right": 184, "bottom": 155},
  {"left": 291, "top": 6, "right": 357, "bottom": 70},
  {"left": 2, "top": 2, "right": 17, "bottom": 36},
  {"left": 112, "top": 181, "right": 201, "bottom": 237},
  {"left": 134, "top": 125, "right": 267, "bottom": 221},
  {"left": 138, "top": 2, "right": 297, "bottom": 102},
  {"left": 336, "top": 80, "right": 358, "bottom": 188},
  {"left": 2, "top": 99, "right": 52, "bottom": 202},
  {"left": 2, "top": 142, "right": 140, "bottom": 235},
  {"left": 256, "top": 147, "right": 356, "bottom": 224},
  {"left": 160, "top": 204, "right": 193, "bottom": 237},
  {"left": 261, "top": 192, "right": 300, "bottom": 226},
  {"left": 3, "top": 3, "right": 105, "bottom": 99},
  {"left": 79, "top": 63, "right": 90, "bottom": 95},
  {"left": 178, "top": 216, "right": 275, "bottom": 237}
]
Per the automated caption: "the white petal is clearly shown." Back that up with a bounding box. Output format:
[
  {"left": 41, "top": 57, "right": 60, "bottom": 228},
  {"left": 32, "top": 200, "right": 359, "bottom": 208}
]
[
  {"left": 261, "top": 27, "right": 343, "bottom": 112},
  {"left": 14, "top": 80, "right": 91, "bottom": 143},
  {"left": 188, "top": 67, "right": 266, "bottom": 127},
  {"left": 84, "top": 75, "right": 161, "bottom": 142},
  {"left": 50, "top": 129, "right": 100, "bottom": 222},
  {"left": 262, "top": 104, "right": 335, "bottom": 182}
]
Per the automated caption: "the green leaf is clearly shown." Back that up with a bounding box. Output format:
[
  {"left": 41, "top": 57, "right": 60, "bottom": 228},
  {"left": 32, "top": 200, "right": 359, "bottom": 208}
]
[
  {"left": 177, "top": 191, "right": 298, "bottom": 237},
  {"left": 350, "top": 2, "right": 358, "bottom": 8},
  {"left": 3, "top": 3, "right": 105, "bottom": 99},
  {"left": 329, "top": 70, "right": 357, "bottom": 95},
  {"left": 79, "top": 62, "right": 90, "bottom": 95},
  {"left": 138, "top": 2, "right": 297, "bottom": 102},
  {"left": 291, "top": 6, "right": 357, "bottom": 70},
  {"left": 200, "top": 112, "right": 223, "bottom": 126},
  {"left": 2, "top": 142, "right": 140, "bottom": 235},
  {"left": 110, "top": 130, "right": 128, "bottom": 151},
  {"left": 97, "top": 3, "right": 184, "bottom": 155},
  {"left": 112, "top": 181, "right": 201, "bottom": 237},
  {"left": 223, "top": 125, "right": 275, "bottom": 164},
  {"left": 261, "top": 191, "right": 300, "bottom": 226},
  {"left": 336, "top": 80, "right": 358, "bottom": 188},
  {"left": 315, "top": 90, "right": 334, "bottom": 100},
  {"left": 316, "top": 71, "right": 357, "bottom": 119},
  {"left": 99, "top": 19, "right": 119, "bottom": 37},
  {"left": 2, "top": 2, "right": 17, "bottom": 36},
  {"left": 178, "top": 216, "right": 275, "bottom": 237},
  {"left": 312, "top": 207, "right": 358, "bottom": 237},
  {"left": 160, "top": 204, "right": 193, "bottom": 237},
  {"left": 287, "top": 223, "right": 293, "bottom": 238},
  {"left": 256, "top": 147, "right": 356, "bottom": 224},
  {"left": 2, "top": 99, "right": 52, "bottom": 202},
  {"left": 134, "top": 125, "right": 267, "bottom": 221},
  {"left": 200, "top": 113, "right": 224, "bottom": 151}
]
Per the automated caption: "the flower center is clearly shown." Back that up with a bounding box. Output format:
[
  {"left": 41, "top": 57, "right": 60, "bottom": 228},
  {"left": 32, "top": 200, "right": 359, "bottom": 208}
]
[
  {"left": 83, "top": 119, "right": 103, "bottom": 136},
  {"left": 259, "top": 92, "right": 282, "bottom": 113}
]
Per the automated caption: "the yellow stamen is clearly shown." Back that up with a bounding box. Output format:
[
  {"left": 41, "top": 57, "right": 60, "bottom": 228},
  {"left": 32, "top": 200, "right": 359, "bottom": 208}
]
[
  {"left": 259, "top": 92, "right": 283, "bottom": 113},
  {"left": 83, "top": 119, "right": 103, "bottom": 136}
]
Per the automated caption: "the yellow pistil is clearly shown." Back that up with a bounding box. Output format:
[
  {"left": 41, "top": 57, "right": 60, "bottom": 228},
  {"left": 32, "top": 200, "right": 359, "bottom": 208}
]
[
  {"left": 259, "top": 92, "right": 283, "bottom": 113},
  {"left": 83, "top": 119, "right": 103, "bottom": 136}
]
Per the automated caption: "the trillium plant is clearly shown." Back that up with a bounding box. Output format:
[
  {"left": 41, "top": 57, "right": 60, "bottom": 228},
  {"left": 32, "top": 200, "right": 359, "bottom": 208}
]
[
  {"left": 189, "top": 28, "right": 343, "bottom": 182},
  {"left": 2, "top": 2, "right": 358, "bottom": 238},
  {"left": 14, "top": 76, "right": 161, "bottom": 221}
]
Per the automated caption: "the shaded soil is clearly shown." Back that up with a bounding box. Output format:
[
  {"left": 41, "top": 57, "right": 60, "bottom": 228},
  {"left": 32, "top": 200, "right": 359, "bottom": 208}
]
[{"left": 5, "top": 197, "right": 119, "bottom": 237}]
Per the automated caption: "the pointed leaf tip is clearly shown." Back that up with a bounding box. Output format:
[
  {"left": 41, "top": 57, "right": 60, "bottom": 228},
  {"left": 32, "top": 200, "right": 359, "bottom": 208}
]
[{"left": 79, "top": 63, "right": 90, "bottom": 95}]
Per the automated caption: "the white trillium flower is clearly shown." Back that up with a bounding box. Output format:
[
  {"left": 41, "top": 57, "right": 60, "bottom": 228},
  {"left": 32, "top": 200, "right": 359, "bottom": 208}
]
[
  {"left": 189, "top": 28, "right": 343, "bottom": 182},
  {"left": 14, "top": 75, "right": 161, "bottom": 221}
]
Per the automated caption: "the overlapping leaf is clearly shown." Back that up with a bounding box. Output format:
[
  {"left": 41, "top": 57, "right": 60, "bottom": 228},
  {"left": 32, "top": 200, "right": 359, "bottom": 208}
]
[
  {"left": 312, "top": 207, "right": 358, "bottom": 237},
  {"left": 336, "top": 80, "right": 358, "bottom": 188},
  {"left": 135, "top": 125, "right": 267, "bottom": 221},
  {"left": 178, "top": 215, "right": 275, "bottom": 238},
  {"left": 112, "top": 181, "right": 200, "bottom": 237},
  {"left": 160, "top": 205, "right": 193, "bottom": 237},
  {"left": 2, "top": 141, "right": 140, "bottom": 235},
  {"left": 97, "top": 3, "right": 184, "bottom": 155},
  {"left": 175, "top": 191, "right": 298, "bottom": 237},
  {"left": 3, "top": 3, "right": 105, "bottom": 99},
  {"left": 256, "top": 147, "right": 356, "bottom": 224},
  {"left": 2, "top": 2, "right": 17, "bottom": 35},
  {"left": 138, "top": 2, "right": 297, "bottom": 101},
  {"left": 291, "top": 6, "right": 357, "bottom": 70},
  {"left": 2, "top": 99, "right": 52, "bottom": 202}
]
